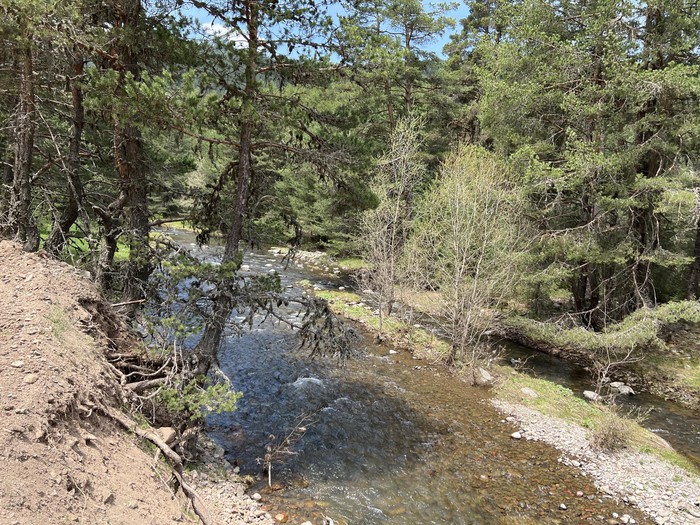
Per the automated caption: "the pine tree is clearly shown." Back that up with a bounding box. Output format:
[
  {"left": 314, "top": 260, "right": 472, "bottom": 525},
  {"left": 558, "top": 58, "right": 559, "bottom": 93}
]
[{"left": 475, "top": 0, "right": 700, "bottom": 326}]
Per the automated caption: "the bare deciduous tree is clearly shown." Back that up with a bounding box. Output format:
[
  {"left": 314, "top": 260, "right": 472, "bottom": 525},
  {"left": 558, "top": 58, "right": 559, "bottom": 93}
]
[
  {"left": 360, "top": 115, "right": 425, "bottom": 336},
  {"left": 405, "top": 145, "right": 529, "bottom": 382}
]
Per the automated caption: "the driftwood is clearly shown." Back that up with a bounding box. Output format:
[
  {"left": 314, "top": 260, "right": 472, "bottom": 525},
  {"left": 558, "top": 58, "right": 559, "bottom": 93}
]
[{"left": 100, "top": 405, "right": 212, "bottom": 525}]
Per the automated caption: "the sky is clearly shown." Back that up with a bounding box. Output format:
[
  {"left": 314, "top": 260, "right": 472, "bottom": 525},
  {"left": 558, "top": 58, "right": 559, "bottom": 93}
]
[{"left": 179, "top": 1, "right": 469, "bottom": 57}]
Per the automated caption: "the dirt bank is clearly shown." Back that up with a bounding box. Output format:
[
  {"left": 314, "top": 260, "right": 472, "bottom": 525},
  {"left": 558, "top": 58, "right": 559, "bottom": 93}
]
[{"left": 0, "top": 241, "right": 274, "bottom": 525}]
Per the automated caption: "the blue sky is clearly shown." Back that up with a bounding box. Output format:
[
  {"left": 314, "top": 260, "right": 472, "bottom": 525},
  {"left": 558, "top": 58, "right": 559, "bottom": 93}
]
[{"left": 179, "top": 1, "right": 468, "bottom": 57}]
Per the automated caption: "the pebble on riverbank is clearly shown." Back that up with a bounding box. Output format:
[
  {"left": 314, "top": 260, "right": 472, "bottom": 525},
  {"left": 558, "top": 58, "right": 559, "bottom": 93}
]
[{"left": 493, "top": 399, "right": 700, "bottom": 525}]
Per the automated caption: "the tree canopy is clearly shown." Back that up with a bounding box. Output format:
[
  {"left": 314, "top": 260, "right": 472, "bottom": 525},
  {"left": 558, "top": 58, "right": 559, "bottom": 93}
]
[{"left": 1, "top": 0, "right": 699, "bottom": 365}]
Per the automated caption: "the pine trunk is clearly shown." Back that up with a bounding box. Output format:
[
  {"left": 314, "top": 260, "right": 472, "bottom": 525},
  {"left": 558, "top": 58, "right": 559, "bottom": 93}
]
[
  {"left": 45, "top": 51, "right": 85, "bottom": 256},
  {"left": 688, "top": 219, "right": 700, "bottom": 300},
  {"left": 8, "top": 43, "right": 39, "bottom": 252},
  {"left": 194, "top": 0, "right": 258, "bottom": 375},
  {"left": 93, "top": 0, "right": 150, "bottom": 303}
]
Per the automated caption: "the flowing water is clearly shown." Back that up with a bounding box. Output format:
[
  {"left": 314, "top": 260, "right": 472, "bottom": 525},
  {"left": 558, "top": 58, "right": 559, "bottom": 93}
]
[{"left": 162, "top": 229, "right": 696, "bottom": 524}]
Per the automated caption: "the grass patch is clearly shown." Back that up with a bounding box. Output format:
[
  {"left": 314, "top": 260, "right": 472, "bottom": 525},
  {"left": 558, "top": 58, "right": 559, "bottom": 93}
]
[
  {"left": 644, "top": 351, "right": 700, "bottom": 392},
  {"left": 315, "top": 289, "right": 450, "bottom": 359},
  {"left": 336, "top": 257, "right": 368, "bottom": 271},
  {"left": 48, "top": 308, "right": 69, "bottom": 341},
  {"left": 498, "top": 372, "right": 599, "bottom": 425},
  {"left": 677, "top": 364, "right": 700, "bottom": 389},
  {"left": 162, "top": 220, "right": 194, "bottom": 232},
  {"left": 496, "top": 372, "right": 698, "bottom": 474},
  {"left": 38, "top": 222, "right": 131, "bottom": 264},
  {"left": 315, "top": 290, "right": 362, "bottom": 305},
  {"left": 658, "top": 449, "right": 698, "bottom": 474},
  {"left": 395, "top": 287, "right": 443, "bottom": 316}
]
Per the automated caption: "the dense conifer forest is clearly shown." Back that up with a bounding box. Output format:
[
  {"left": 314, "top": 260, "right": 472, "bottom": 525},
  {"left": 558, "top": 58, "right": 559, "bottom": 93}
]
[{"left": 3, "top": 0, "right": 699, "bottom": 360}]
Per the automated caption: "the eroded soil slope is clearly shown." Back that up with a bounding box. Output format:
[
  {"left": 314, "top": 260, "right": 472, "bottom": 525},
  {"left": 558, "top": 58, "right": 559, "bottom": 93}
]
[{"left": 0, "top": 240, "right": 196, "bottom": 525}]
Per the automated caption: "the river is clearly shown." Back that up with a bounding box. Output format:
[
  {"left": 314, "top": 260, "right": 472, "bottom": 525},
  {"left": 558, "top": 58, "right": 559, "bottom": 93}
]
[{"left": 163, "top": 229, "right": 687, "bottom": 524}]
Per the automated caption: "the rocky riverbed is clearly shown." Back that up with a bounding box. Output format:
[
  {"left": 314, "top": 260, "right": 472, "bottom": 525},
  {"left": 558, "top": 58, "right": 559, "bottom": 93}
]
[
  {"left": 185, "top": 438, "right": 277, "bottom": 525},
  {"left": 493, "top": 400, "right": 700, "bottom": 525}
]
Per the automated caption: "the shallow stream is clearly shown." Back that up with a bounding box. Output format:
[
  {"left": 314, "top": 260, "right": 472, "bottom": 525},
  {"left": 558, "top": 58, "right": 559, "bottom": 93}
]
[{"left": 162, "top": 229, "right": 696, "bottom": 524}]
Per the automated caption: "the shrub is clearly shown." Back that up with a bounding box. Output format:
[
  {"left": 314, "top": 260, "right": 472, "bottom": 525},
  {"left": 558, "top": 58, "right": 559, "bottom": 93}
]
[{"left": 590, "top": 410, "right": 630, "bottom": 451}]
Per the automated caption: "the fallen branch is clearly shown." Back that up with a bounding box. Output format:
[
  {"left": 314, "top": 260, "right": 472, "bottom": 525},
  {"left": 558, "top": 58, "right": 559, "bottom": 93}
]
[
  {"left": 99, "top": 405, "right": 213, "bottom": 525},
  {"left": 149, "top": 217, "right": 192, "bottom": 228},
  {"left": 125, "top": 377, "right": 168, "bottom": 394},
  {"left": 111, "top": 299, "right": 147, "bottom": 308}
]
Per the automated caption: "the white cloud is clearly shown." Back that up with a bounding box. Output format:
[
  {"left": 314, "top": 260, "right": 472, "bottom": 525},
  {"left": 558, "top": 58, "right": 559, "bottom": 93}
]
[{"left": 201, "top": 22, "right": 247, "bottom": 48}]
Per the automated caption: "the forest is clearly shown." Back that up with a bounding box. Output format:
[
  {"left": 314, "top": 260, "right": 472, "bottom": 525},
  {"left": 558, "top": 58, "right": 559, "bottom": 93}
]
[
  {"left": 2, "top": 1, "right": 700, "bottom": 524},
  {"left": 2, "top": 0, "right": 699, "bottom": 367}
]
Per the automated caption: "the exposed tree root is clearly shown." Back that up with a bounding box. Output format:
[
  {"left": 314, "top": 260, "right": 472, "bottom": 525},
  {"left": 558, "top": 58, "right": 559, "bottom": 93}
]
[
  {"left": 126, "top": 377, "right": 168, "bottom": 394},
  {"left": 99, "top": 405, "right": 213, "bottom": 525}
]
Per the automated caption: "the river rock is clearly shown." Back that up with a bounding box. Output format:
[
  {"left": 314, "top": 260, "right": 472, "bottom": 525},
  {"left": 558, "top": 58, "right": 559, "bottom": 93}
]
[
  {"left": 520, "top": 387, "right": 538, "bottom": 398},
  {"left": 292, "top": 377, "right": 324, "bottom": 389},
  {"left": 511, "top": 431, "right": 522, "bottom": 439},
  {"left": 478, "top": 368, "right": 493, "bottom": 383},
  {"left": 22, "top": 373, "right": 38, "bottom": 384},
  {"left": 615, "top": 385, "right": 635, "bottom": 396},
  {"left": 155, "top": 427, "right": 177, "bottom": 445},
  {"left": 212, "top": 443, "right": 226, "bottom": 459},
  {"left": 583, "top": 390, "right": 601, "bottom": 402}
]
